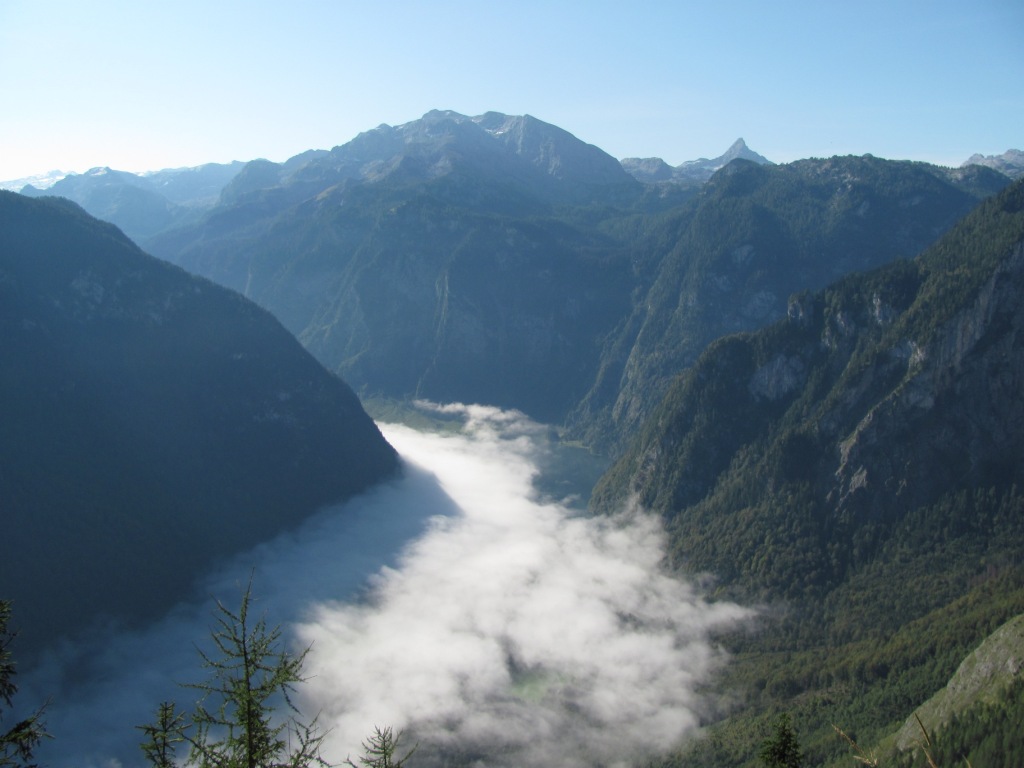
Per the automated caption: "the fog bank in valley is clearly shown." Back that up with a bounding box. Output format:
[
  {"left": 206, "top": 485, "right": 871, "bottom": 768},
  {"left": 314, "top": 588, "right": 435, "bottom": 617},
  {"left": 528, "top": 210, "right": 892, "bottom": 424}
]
[{"left": 22, "top": 403, "right": 752, "bottom": 768}]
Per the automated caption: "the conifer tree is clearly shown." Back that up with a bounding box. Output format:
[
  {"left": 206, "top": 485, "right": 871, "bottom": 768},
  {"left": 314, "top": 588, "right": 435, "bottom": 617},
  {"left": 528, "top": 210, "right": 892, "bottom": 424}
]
[
  {"left": 140, "top": 578, "right": 328, "bottom": 768},
  {"left": 759, "top": 713, "right": 803, "bottom": 768},
  {"left": 0, "top": 600, "right": 48, "bottom": 768},
  {"left": 346, "top": 726, "right": 415, "bottom": 768}
]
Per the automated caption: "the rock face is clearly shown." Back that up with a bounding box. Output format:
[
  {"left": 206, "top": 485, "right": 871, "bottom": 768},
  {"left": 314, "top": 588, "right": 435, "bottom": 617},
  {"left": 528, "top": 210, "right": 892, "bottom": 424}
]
[
  {"left": 593, "top": 178, "right": 1024, "bottom": 594},
  {"left": 893, "top": 613, "right": 1024, "bottom": 752},
  {"left": 0, "top": 191, "right": 398, "bottom": 655},
  {"left": 963, "top": 148, "right": 1024, "bottom": 179},
  {"left": 568, "top": 155, "right": 1009, "bottom": 452},
  {"left": 831, "top": 241, "right": 1024, "bottom": 521}
]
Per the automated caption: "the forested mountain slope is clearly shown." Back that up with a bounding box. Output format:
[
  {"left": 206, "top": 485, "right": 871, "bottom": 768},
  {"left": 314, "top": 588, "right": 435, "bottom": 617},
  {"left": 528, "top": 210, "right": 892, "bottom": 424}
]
[
  {"left": 592, "top": 178, "right": 1024, "bottom": 766},
  {"left": 0, "top": 192, "right": 398, "bottom": 657},
  {"left": 568, "top": 156, "right": 1009, "bottom": 451},
  {"left": 138, "top": 111, "right": 1008, "bottom": 444}
]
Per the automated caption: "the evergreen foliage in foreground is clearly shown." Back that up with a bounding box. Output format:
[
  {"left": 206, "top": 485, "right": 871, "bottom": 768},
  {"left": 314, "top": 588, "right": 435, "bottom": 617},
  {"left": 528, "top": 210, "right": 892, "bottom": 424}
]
[
  {"left": 0, "top": 601, "right": 47, "bottom": 768},
  {"left": 346, "top": 726, "right": 416, "bottom": 768},
  {"left": 139, "top": 579, "right": 328, "bottom": 768},
  {"left": 758, "top": 713, "right": 802, "bottom": 768}
]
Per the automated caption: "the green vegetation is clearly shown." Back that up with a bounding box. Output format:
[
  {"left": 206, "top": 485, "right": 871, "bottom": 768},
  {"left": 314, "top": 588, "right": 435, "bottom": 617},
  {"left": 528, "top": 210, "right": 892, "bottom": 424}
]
[
  {"left": 0, "top": 601, "right": 47, "bottom": 767},
  {"left": 346, "top": 727, "right": 416, "bottom": 768},
  {"left": 898, "top": 677, "right": 1024, "bottom": 768},
  {"left": 139, "top": 579, "right": 328, "bottom": 768},
  {"left": 597, "top": 179, "right": 1024, "bottom": 766},
  {"left": 759, "top": 713, "right": 803, "bottom": 768}
]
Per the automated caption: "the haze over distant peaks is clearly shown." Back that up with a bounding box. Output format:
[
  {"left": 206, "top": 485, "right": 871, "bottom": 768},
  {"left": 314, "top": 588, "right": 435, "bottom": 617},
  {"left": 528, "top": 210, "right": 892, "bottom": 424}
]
[
  {"left": 620, "top": 138, "right": 773, "bottom": 184},
  {"left": 0, "top": 169, "right": 71, "bottom": 191},
  {"left": 16, "top": 160, "right": 247, "bottom": 242}
]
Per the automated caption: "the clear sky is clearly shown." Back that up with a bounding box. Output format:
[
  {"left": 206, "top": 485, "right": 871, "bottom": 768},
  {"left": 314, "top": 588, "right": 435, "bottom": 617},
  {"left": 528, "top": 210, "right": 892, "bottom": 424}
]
[{"left": 1, "top": 0, "right": 1021, "bottom": 181}]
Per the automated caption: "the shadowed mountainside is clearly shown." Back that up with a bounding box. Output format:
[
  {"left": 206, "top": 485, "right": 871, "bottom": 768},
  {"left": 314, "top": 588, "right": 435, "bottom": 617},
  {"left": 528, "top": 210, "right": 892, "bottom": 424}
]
[{"left": 0, "top": 191, "right": 398, "bottom": 656}]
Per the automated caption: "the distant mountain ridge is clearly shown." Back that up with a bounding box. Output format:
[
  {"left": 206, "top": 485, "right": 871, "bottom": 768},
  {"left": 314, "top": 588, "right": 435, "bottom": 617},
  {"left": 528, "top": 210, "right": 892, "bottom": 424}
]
[
  {"left": 0, "top": 191, "right": 398, "bottom": 656},
  {"left": 140, "top": 115, "right": 1004, "bottom": 441},
  {"left": 216, "top": 110, "right": 640, "bottom": 210},
  {"left": 963, "top": 148, "right": 1024, "bottom": 179},
  {"left": 621, "top": 137, "right": 773, "bottom": 183},
  {"left": 19, "top": 161, "right": 246, "bottom": 242},
  {"left": 9, "top": 112, "right": 1015, "bottom": 456},
  {"left": 0, "top": 169, "right": 71, "bottom": 191}
]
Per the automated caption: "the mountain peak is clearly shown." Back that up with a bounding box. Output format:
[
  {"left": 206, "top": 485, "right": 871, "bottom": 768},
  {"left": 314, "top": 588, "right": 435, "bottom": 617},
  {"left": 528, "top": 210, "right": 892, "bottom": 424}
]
[
  {"left": 306, "top": 109, "right": 635, "bottom": 201},
  {"left": 621, "top": 138, "right": 772, "bottom": 184},
  {"left": 719, "top": 138, "right": 771, "bottom": 165},
  {"left": 962, "top": 148, "right": 1024, "bottom": 179}
]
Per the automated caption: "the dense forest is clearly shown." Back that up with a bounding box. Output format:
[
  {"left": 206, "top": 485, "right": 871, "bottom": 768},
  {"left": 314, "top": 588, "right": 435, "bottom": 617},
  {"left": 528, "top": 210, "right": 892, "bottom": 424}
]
[{"left": 594, "top": 178, "right": 1024, "bottom": 766}]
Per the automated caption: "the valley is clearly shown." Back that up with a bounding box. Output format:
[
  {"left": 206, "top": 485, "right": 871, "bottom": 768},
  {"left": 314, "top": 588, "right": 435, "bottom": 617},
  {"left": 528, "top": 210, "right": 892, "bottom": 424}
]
[{"left": 3, "top": 111, "right": 1024, "bottom": 768}]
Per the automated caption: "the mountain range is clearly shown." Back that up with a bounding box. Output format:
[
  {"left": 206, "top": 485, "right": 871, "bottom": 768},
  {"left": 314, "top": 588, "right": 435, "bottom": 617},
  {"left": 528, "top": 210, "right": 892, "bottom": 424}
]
[
  {"left": 6, "top": 109, "right": 1024, "bottom": 766},
  {"left": 130, "top": 110, "right": 1009, "bottom": 452},
  {"left": 18, "top": 161, "right": 246, "bottom": 242}
]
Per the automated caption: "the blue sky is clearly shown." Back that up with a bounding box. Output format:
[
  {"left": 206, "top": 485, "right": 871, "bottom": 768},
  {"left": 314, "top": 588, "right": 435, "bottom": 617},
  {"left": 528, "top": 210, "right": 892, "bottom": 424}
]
[{"left": 1, "top": 0, "right": 1021, "bottom": 180}]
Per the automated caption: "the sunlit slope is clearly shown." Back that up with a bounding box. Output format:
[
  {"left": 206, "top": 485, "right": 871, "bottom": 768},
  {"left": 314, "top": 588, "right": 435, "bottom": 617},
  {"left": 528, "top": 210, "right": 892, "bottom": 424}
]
[
  {"left": 570, "top": 156, "right": 1011, "bottom": 451},
  {"left": 593, "top": 178, "right": 1024, "bottom": 765}
]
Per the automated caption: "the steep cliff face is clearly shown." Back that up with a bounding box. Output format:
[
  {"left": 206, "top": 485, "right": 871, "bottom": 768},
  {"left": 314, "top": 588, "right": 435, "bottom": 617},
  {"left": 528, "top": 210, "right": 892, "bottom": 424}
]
[
  {"left": 569, "top": 156, "right": 1009, "bottom": 453},
  {"left": 588, "top": 177, "right": 1024, "bottom": 768},
  {"left": 828, "top": 241, "right": 1024, "bottom": 524},
  {"left": 594, "top": 178, "right": 1024, "bottom": 593}
]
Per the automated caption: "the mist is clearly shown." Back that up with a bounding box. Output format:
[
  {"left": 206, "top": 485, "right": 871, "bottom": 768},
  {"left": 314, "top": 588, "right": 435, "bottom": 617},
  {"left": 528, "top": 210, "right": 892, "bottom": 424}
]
[{"left": 21, "top": 403, "right": 752, "bottom": 768}]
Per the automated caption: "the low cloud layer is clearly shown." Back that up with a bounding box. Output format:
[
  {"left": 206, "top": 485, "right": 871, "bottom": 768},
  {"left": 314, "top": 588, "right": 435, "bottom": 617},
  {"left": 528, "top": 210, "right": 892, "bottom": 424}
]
[
  {"left": 21, "top": 403, "right": 751, "bottom": 768},
  {"left": 299, "top": 404, "right": 752, "bottom": 767}
]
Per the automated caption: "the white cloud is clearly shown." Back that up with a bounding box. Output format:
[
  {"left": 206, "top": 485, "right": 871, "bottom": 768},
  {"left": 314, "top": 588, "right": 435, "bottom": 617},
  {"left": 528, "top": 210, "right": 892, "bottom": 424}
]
[
  {"left": 298, "top": 404, "right": 753, "bottom": 768},
  {"left": 22, "top": 403, "right": 752, "bottom": 768}
]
